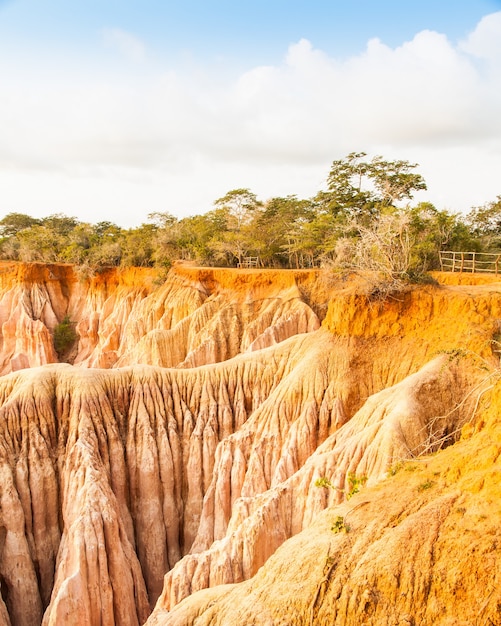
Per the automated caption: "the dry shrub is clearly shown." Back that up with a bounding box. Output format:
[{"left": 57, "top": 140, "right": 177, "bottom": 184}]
[{"left": 330, "top": 212, "right": 426, "bottom": 300}]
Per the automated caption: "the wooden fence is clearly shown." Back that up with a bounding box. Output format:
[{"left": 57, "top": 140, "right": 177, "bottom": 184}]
[
  {"left": 237, "top": 256, "right": 259, "bottom": 268},
  {"left": 439, "top": 251, "right": 501, "bottom": 274}
]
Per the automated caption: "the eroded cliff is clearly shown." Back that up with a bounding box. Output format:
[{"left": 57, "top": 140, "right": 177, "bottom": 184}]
[
  {"left": 0, "top": 262, "right": 320, "bottom": 373},
  {"left": 0, "top": 262, "right": 500, "bottom": 625},
  {"left": 150, "top": 405, "right": 501, "bottom": 626}
]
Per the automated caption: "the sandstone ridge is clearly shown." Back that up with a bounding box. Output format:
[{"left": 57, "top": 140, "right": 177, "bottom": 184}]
[{"left": 0, "top": 263, "right": 499, "bottom": 625}]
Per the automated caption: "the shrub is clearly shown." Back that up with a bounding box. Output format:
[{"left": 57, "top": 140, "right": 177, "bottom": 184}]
[
  {"left": 331, "top": 516, "right": 350, "bottom": 533},
  {"left": 53, "top": 315, "right": 77, "bottom": 358},
  {"left": 347, "top": 472, "right": 368, "bottom": 499},
  {"left": 417, "top": 480, "right": 435, "bottom": 492}
]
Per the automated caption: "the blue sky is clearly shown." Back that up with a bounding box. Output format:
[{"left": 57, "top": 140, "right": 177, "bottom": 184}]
[
  {"left": 1, "top": 0, "right": 498, "bottom": 59},
  {"left": 1, "top": 0, "right": 501, "bottom": 226}
]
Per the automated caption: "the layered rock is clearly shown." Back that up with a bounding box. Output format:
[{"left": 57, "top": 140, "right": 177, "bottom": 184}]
[
  {"left": 0, "top": 331, "right": 332, "bottom": 624},
  {"left": 149, "top": 392, "right": 501, "bottom": 625},
  {"left": 0, "top": 262, "right": 320, "bottom": 374},
  {"left": 0, "top": 263, "right": 159, "bottom": 375},
  {"left": 152, "top": 354, "right": 473, "bottom": 612},
  {"left": 0, "top": 264, "right": 500, "bottom": 626}
]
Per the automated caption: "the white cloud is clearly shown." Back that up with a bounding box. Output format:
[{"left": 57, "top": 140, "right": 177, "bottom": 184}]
[
  {"left": 101, "top": 27, "right": 147, "bottom": 62},
  {"left": 460, "top": 11, "right": 501, "bottom": 61},
  {"left": 1, "top": 13, "right": 501, "bottom": 224}
]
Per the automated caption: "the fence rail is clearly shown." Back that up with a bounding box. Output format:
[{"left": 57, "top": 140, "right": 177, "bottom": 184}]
[
  {"left": 439, "top": 250, "right": 501, "bottom": 274},
  {"left": 237, "top": 256, "right": 259, "bottom": 268}
]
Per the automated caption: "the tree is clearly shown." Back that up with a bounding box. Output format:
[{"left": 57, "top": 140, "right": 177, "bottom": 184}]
[
  {"left": 93, "top": 221, "right": 122, "bottom": 238},
  {"left": 85, "top": 222, "right": 124, "bottom": 266},
  {"left": 407, "top": 203, "right": 480, "bottom": 270},
  {"left": 147, "top": 212, "right": 177, "bottom": 229},
  {"left": 208, "top": 230, "right": 254, "bottom": 266},
  {"left": 325, "top": 152, "right": 427, "bottom": 220},
  {"left": 157, "top": 211, "right": 228, "bottom": 265},
  {"left": 256, "top": 196, "right": 315, "bottom": 266},
  {"left": 213, "top": 189, "right": 261, "bottom": 230},
  {"left": 0, "top": 212, "right": 41, "bottom": 237},
  {"left": 466, "top": 195, "right": 501, "bottom": 249},
  {"left": 61, "top": 223, "right": 94, "bottom": 264},
  {"left": 120, "top": 224, "right": 157, "bottom": 267},
  {"left": 41, "top": 214, "right": 79, "bottom": 236},
  {"left": 326, "top": 152, "right": 375, "bottom": 218},
  {"left": 211, "top": 189, "right": 263, "bottom": 265},
  {"left": 16, "top": 226, "right": 65, "bottom": 262},
  {"left": 281, "top": 213, "right": 334, "bottom": 268},
  {"left": 369, "top": 156, "right": 427, "bottom": 206}
]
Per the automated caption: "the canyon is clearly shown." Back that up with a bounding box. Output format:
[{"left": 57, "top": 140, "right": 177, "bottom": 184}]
[{"left": 0, "top": 260, "right": 499, "bottom": 625}]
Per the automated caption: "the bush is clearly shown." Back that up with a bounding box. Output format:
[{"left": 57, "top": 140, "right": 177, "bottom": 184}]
[
  {"left": 331, "top": 516, "right": 350, "bottom": 533},
  {"left": 347, "top": 472, "right": 368, "bottom": 499},
  {"left": 331, "top": 211, "right": 433, "bottom": 297},
  {"left": 53, "top": 315, "right": 77, "bottom": 358}
]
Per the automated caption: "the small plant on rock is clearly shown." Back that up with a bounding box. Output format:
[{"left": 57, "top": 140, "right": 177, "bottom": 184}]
[
  {"left": 315, "top": 477, "right": 335, "bottom": 489},
  {"left": 347, "top": 472, "right": 368, "bottom": 499},
  {"left": 314, "top": 476, "right": 345, "bottom": 493},
  {"left": 331, "top": 516, "right": 350, "bottom": 533},
  {"left": 417, "top": 479, "right": 435, "bottom": 492},
  {"left": 387, "top": 461, "right": 405, "bottom": 476}
]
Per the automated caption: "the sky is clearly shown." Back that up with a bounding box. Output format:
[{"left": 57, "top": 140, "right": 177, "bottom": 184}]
[{"left": 1, "top": 0, "right": 501, "bottom": 228}]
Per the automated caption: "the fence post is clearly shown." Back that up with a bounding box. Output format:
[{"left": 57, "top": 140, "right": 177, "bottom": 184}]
[{"left": 440, "top": 250, "right": 501, "bottom": 274}]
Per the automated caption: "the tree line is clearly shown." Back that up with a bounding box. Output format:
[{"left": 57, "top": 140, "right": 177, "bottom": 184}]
[{"left": 0, "top": 152, "right": 500, "bottom": 277}]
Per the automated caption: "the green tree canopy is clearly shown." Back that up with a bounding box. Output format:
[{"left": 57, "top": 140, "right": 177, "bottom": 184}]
[
  {"left": 41, "top": 214, "right": 79, "bottom": 235},
  {"left": 466, "top": 195, "right": 501, "bottom": 249},
  {"left": 214, "top": 188, "right": 262, "bottom": 230},
  {"left": 325, "top": 152, "right": 427, "bottom": 220},
  {"left": 0, "top": 212, "right": 42, "bottom": 237},
  {"left": 0, "top": 153, "right": 490, "bottom": 272},
  {"left": 369, "top": 156, "right": 427, "bottom": 205}
]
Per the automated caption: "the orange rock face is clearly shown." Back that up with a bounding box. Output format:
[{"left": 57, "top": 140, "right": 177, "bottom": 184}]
[{"left": 0, "top": 262, "right": 500, "bottom": 625}]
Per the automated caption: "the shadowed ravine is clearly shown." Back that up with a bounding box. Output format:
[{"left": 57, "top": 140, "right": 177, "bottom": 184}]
[{"left": 0, "top": 262, "right": 500, "bottom": 625}]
